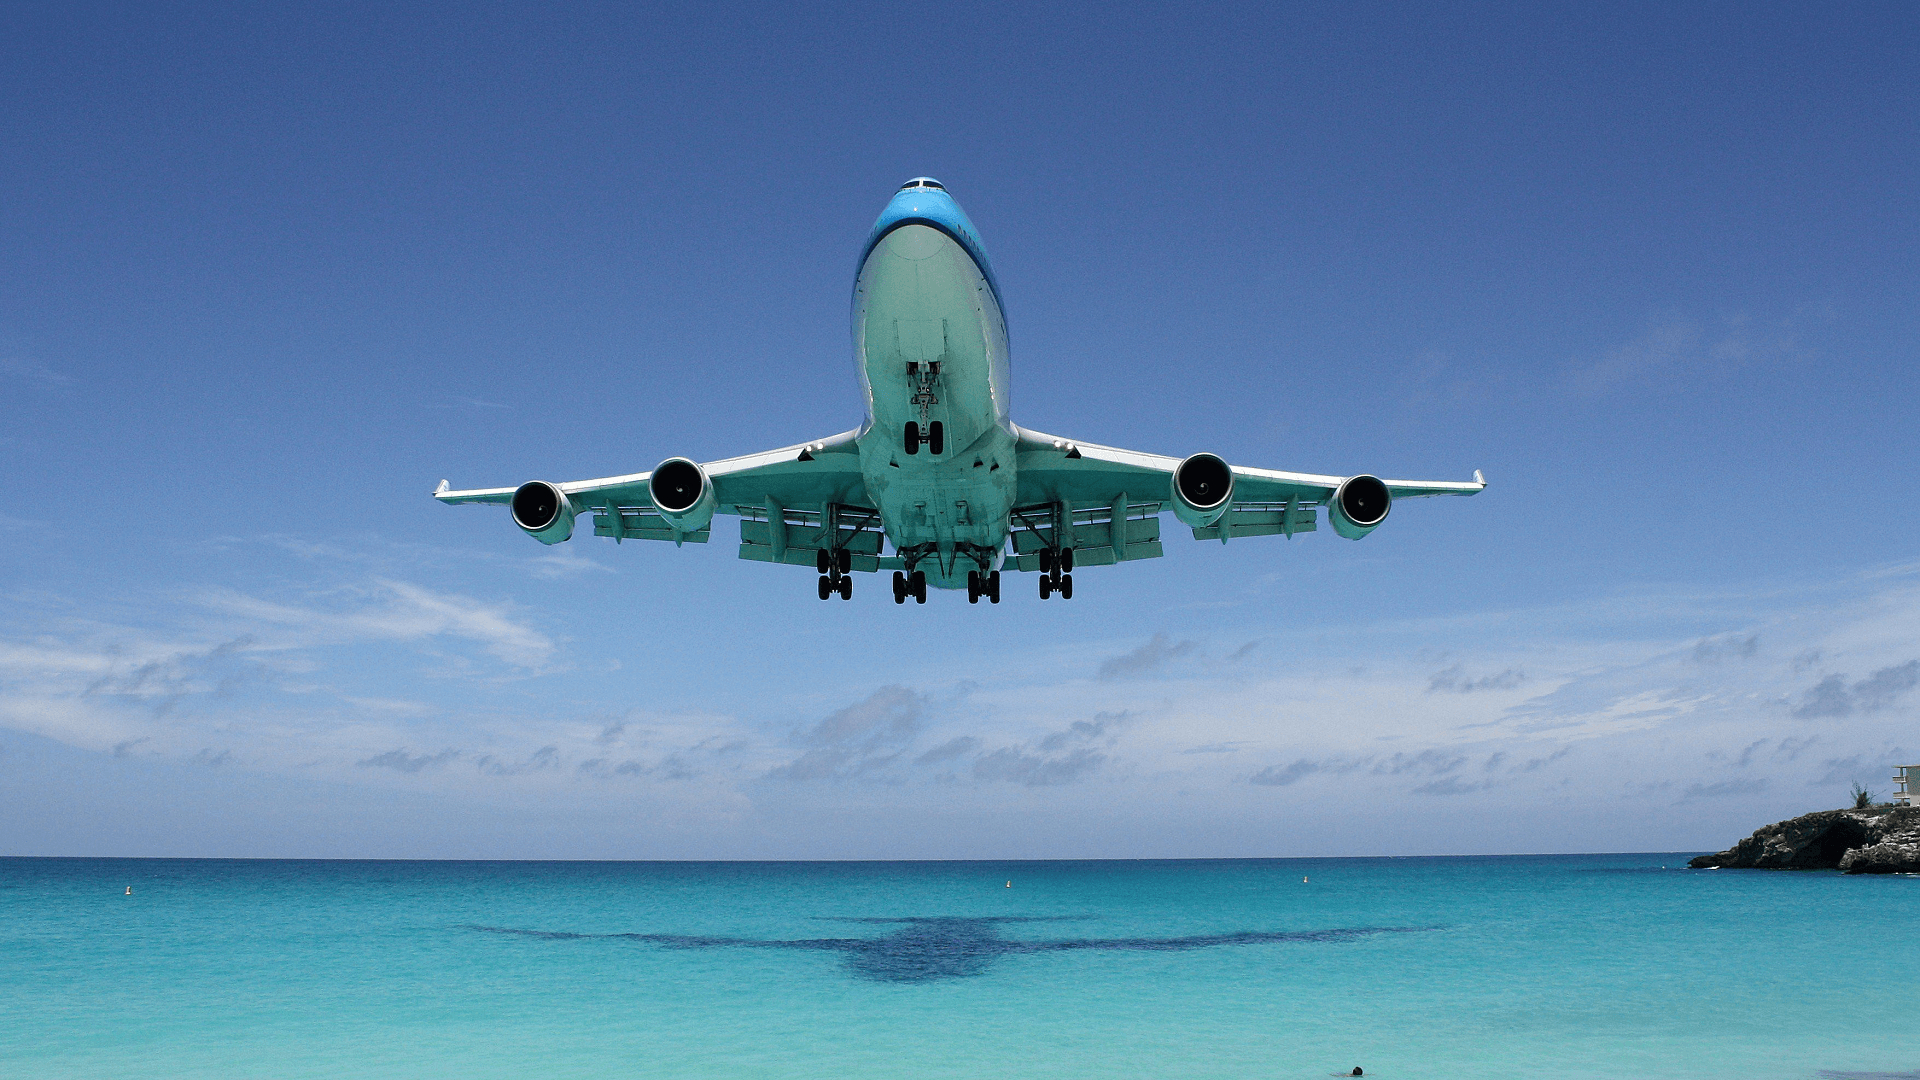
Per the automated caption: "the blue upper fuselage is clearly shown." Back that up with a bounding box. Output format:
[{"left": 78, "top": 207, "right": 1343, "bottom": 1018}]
[{"left": 857, "top": 178, "right": 1002, "bottom": 310}]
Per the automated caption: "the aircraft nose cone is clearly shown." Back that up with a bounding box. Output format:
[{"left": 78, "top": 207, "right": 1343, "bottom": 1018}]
[{"left": 879, "top": 223, "right": 946, "bottom": 261}]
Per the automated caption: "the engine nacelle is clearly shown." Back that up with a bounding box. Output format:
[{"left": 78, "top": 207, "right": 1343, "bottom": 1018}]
[
  {"left": 1328, "top": 474, "right": 1391, "bottom": 539},
  {"left": 511, "top": 481, "right": 576, "bottom": 545},
  {"left": 648, "top": 457, "right": 717, "bottom": 534},
  {"left": 1170, "top": 452, "right": 1234, "bottom": 528}
]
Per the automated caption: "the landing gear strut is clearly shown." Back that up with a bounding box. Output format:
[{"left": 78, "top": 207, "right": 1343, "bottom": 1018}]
[{"left": 967, "top": 570, "right": 1001, "bottom": 605}]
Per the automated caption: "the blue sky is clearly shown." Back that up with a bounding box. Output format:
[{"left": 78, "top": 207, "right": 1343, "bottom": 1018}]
[{"left": 3, "top": 2, "right": 1918, "bottom": 858}]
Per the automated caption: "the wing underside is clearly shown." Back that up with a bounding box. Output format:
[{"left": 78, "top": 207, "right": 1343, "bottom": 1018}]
[
  {"left": 433, "top": 427, "right": 882, "bottom": 559},
  {"left": 433, "top": 423, "right": 1484, "bottom": 574},
  {"left": 1008, "top": 425, "right": 1483, "bottom": 567}
]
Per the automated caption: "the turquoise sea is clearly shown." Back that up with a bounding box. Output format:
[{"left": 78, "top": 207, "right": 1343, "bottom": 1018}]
[{"left": 3, "top": 855, "right": 1916, "bottom": 1079}]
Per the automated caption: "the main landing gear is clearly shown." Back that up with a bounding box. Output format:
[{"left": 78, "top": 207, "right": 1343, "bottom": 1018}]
[
  {"left": 903, "top": 420, "right": 944, "bottom": 456},
  {"left": 817, "top": 548, "right": 853, "bottom": 601},
  {"left": 892, "top": 570, "right": 927, "bottom": 604},
  {"left": 966, "top": 570, "right": 1001, "bottom": 604},
  {"left": 1037, "top": 547, "right": 1074, "bottom": 600}
]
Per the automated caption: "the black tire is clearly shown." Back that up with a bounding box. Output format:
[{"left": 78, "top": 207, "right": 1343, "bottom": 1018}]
[
  {"left": 988, "top": 570, "right": 1000, "bottom": 604},
  {"left": 892, "top": 571, "right": 906, "bottom": 604},
  {"left": 816, "top": 549, "right": 830, "bottom": 574},
  {"left": 838, "top": 575, "right": 853, "bottom": 600},
  {"left": 1061, "top": 547, "right": 1074, "bottom": 572},
  {"left": 911, "top": 571, "right": 926, "bottom": 603},
  {"left": 1038, "top": 549, "right": 1054, "bottom": 574},
  {"left": 928, "top": 420, "right": 944, "bottom": 455},
  {"left": 836, "top": 548, "right": 852, "bottom": 575},
  {"left": 1060, "top": 573, "right": 1073, "bottom": 600},
  {"left": 904, "top": 421, "right": 920, "bottom": 455},
  {"left": 817, "top": 576, "right": 831, "bottom": 601},
  {"left": 967, "top": 571, "right": 979, "bottom": 603},
  {"left": 1040, "top": 576, "right": 1052, "bottom": 600}
]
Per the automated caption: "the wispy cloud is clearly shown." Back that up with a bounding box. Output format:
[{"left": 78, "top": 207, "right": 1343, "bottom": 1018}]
[
  {"left": 1792, "top": 660, "right": 1919, "bottom": 718},
  {"left": 767, "top": 686, "right": 926, "bottom": 781},
  {"left": 0, "top": 355, "right": 74, "bottom": 387},
  {"left": 358, "top": 748, "right": 459, "bottom": 773},
  {"left": 972, "top": 746, "right": 1105, "bottom": 786},
  {"left": 1426, "top": 664, "right": 1525, "bottom": 693},
  {"left": 1097, "top": 633, "right": 1197, "bottom": 680},
  {"left": 1569, "top": 310, "right": 1813, "bottom": 396},
  {"left": 201, "top": 579, "right": 555, "bottom": 669}
]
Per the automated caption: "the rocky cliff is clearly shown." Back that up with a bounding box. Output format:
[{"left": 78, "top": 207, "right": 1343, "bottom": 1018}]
[{"left": 1689, "top": 805, "right": 1920, "bottom": 873}]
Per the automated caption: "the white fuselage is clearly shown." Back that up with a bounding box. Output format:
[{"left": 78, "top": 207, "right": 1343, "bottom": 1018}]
[{"left": 852, "top": 222, "right": 1017, "bottom": 588}]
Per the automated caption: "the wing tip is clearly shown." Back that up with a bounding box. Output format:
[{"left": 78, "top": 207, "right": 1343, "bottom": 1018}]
[
  {"left": 1473, "top": 469, "right": 1486, "bottom": 487},
  {"left": 435, "top": 479, "right": 450, "bottom": 495}
]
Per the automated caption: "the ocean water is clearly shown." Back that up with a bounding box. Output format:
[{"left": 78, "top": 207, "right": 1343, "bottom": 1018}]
[{"left": 3, "top": 856, "right": 1916, "bottom": 1080}]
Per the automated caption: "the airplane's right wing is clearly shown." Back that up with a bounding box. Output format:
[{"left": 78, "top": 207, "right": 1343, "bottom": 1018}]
[{"left": 1006, "top": 425, "right": 1484, "bottom": 571}]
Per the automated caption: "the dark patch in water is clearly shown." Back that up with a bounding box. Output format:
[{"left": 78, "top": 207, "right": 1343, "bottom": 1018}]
[{"left": 462, "top": 916, "right": 1439, "bottom": 983}]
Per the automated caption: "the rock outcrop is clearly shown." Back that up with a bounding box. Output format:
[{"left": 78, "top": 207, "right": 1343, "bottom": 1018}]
[{"left": 1689, "top": 805, "right": 1920, "bottom": 873}]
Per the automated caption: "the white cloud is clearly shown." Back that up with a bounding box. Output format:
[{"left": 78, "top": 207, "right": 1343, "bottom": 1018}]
[
  {"left": 199, "top": 578, "right": 554, "bottom": 669},
  {"left": 6, "top": 543, "right": 1920, "bottom": 854}
]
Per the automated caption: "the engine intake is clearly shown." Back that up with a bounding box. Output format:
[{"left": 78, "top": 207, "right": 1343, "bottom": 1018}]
[
  {"left": 649, "top": 457, "right": 717, "bottom": 534},
  {"left": 511, "top": 481, "right": 575, "bottom": 545},
  {"left": 1328, "top": 475, "right": 1391, "bottom": 539},
  {"left": 1170, "top": 453, "right": 1234, "bottom": 528}
]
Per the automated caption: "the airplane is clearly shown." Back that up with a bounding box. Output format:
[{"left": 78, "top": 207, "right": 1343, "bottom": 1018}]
[{"left": 434, "top": 177, "right": 1486, "bottom": 604}]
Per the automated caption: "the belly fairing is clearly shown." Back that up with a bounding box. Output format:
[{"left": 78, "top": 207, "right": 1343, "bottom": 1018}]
[{"left": 852, "top": 221, "right": 1015, "bottom": 588}]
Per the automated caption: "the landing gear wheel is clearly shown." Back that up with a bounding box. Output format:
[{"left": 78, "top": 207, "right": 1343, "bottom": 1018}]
[
  {"left": 1059, "top": 573, "right": 1073, "bottom": 600},
  {"left": 836, "top": 548, "right": 852, "bottom": 575},
  {"left": 838, "top": 575, "right": 853, "bottom": 600},
  {"left": 818, "top": 575, "right": 832, "bottom": 601},
  {"left": 911, "top": 570, "right": 927, "bottom": 603},
  {"left": 928, "top": 420, "right": 945, "bottom": 455},
  {"left": 892, "top": 571, "right": 907, "bottom": 605},
  {"left": 903, "top": 421, "right": 920, "bottom": 455},
  {"left": 1060, "top": 548, "right": 1074, "bottom": 572},
  {"left": 967, "top": 571, "right": 980, "bottom": 604},
  {"left": 1039, "top": 549, "right": 1054, "bottom": 574},
  {"left": 816, "top": 549, "right": 831, "bottom": 574},
  {"left": 988, "top": 570, "right": 1001, "bottom": 604},
  {"left": 1040, "top": 575, "right": 1053, "bottom": 600}
]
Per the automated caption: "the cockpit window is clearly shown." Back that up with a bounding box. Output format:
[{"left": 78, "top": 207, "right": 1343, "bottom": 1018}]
[{"left": 899, "top": 178, "right": 946, "bottom": 191}]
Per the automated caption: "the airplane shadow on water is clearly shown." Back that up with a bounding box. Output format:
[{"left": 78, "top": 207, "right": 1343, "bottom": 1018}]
[{"left": 463, "top": 916, "right": 1440, "bottom": 983}]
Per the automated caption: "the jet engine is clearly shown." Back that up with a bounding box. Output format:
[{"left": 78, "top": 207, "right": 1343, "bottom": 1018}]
[
  {"left": 511, "top": 481, "right": 576, "bottom": 545},
  {"left": 1170, "top": 453, "right": 1234, "bottom": 528},
  {"left": 649, "top": 457, "right": 717, "bottom": 533},
  {"left": 1328, "top": 474, "right": 1391, "bottom": 539}
]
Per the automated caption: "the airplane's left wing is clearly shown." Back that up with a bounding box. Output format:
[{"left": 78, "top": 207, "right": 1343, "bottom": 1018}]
[
  {"left": 1006, "top": 425, "right": 1483, "bottom": 571},
  {"left": 434, "top": 427, "right": 885, "bottom": 568}
]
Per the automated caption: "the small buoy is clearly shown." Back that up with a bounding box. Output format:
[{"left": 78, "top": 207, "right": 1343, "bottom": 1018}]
[
  {"left": 1352, "top": 1069, "right": 1364, "bottom": 1077},
  {"left": 1303, "top": 876, "right": 1309, "bottom": 883},
  {"left": 125, "top": 886, "right": 132, "bottom": 895},
  {"left": 1005, "top": 881, "right": 1011, "bottom": 888}
]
